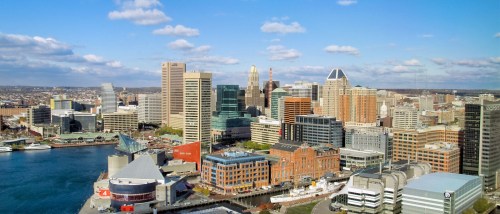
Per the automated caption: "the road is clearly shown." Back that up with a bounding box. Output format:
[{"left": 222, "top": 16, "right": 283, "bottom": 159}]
[{"left": 312, "top": 198, "right": 335, "bottom": 214}]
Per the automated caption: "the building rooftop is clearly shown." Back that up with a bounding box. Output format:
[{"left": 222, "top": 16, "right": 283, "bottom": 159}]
[
  {"left": 58, "top": 132, "right": 119, "bottom": 140},
  {"left": 340, "top": 148, "right": 384, "bottom": 158},
  {"left": 111, "top": 155, "right": 165, "bottom": 183},
  {"left": 405, "top": 172, "right": 480, "bottom": 193},
  {"left": 272, "top": 87, "right": 288, "bottom": 93},
  {"left": 205, "top": 151, "right": 266, "bottom": 165},
  {"left": 116, "top": 134, "right": 147, "bottom": 154},
  {"left": 327, "top": 68, "right": 347, "bottom": 80}
]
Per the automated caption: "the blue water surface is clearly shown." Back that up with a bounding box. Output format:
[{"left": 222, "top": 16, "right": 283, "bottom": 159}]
[{"left": 0, "top": 145, "right": 117, "bottom": 213}]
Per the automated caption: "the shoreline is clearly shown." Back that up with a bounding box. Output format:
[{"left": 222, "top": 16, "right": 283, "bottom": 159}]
[{"left": 50, "top": 141, "right": 118, "bottom": 148}]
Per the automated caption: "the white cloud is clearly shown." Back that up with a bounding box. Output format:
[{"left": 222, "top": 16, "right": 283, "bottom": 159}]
[
  {"left": 324, "top": 45, "right": 359, "bottom": 55},
  {"left": 403, "top": 59, "right": 421, "bottom": 66},
  {"left": 129, "top": 0, "right": 161, "bottom": 8},
  {"left": 0, "top": 32, "right": 152, "bottom": 86},
  {"left": 270, "top": 38, "right": 281, "bottom": 43},
  {"left": 192, "top": 45, "right": 211, "bottom": 53},
  {"left": 287, "top": 66, "right": 326, "bottom": 75},
  {"left": 432, "top": 58, "right": 448, "bottom": 66},
  {"left": 108, "top": 8, "right": 171, "bottom": 25},
  {"left": 495, "top": 32, "right": 500, "bottom": 38},
  {"left": 153, "top": 25, "right": 200, "bottom": 37},
  {"left": 489, "top": 57, "right": 500, "bottom": 64},
  {"left": 0, "top": 33, "right": 73, "bottom": 55},
  {"left": 260, "top": 21, "right": 305, "bottom": 34},
  {"left": 106, "top": 61, "right": 123, "bottom": 68},
  {"left": 419, "top": 34, "right": 434, "bottom": 38},
  {"left": 167, "top": 39, "right": 211, "bottom": 53},
  {"left": 391, "top": 65, "right": 411, "bottom": 73},
  {"left": 267, "top": 45, "right": 301, "bottom": 61},
  {"left": 337, "top": 0, "right": 357, "bottom": 6},
  {"left": 83, "top": 54, "right": 104, "bottom": 63},
  {"left": 187, "top": 56, "right": 239, "bottom": 65},
  {"left": 168, "top": 39, "right": 194, "bottom": 50}
]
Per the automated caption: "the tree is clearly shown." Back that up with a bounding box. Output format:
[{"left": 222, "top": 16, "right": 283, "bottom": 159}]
[
  {"left": 463, "top": 208, "right": 476, "bottom": 214},
  {"left": 259, "top": 210, "right": 271, "bottom": 214},
  {"left": 473, "top": 197, "right": 492, "bottom": 213}
]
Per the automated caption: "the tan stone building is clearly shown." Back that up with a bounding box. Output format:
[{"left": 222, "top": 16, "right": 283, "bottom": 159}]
[
  {"left": 161, "top": 62, "right": 185, "bottom": 126},
  {"left": 250, "top": 117, "right": 281, "bottom": 145},
  {"left": 322, "top": 68, "right": 350, "bottom": 118},
  {"left": 269, "top": 140, "right": 340, "bottom": 185},
  {"left": 183, "top": 72, "right": 212, "bottom": 144},
  {"left": 102, "top": 111, "right": 138, "bottom": 132}
]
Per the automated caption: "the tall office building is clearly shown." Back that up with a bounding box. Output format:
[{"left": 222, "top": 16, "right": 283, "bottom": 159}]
[
  {"left": 263, "top": 80, "right": 279, "bottom": 108},
  {"left": 244, "top": 65, "right": 265, "bottom": 114},
  {"left": 101, "top": 83, "right": 117, "bottom": 113},
  {"left": 393, "top": 106, "right": 419, "bottom": 129},
  {"left": 418, "top": 95, "right": 434, "bottom": 111},
  {"left": 50, "top": 95, "right": 73, "bottom": 110},
  {"left": 283, "top": 97, "right": 311, "bottom": 124},
  {"left": 27, "top": 105, "right": 51, "bottom": 126},
  {"left": 270, "top": 88, "right": 289, "bottom": 120},
  {"left": 211, "top": 85, "right": 253, "bottom": 143},
  {"left": 281, "top": 97, "right": 311, "bottom": 140},
  {"left": 161, "top": 62, "right": 186, "bottom": 126},
  {"left": 339, "top": 86, "right": 377, "bottom": 124},
  {"left": 138, "top": 94, "right": 162, "bottom": 124},
  {"left": 183, "top": 72, "right": 212, "bottom": 145},
  {"left": 345, "top": 126, "right": 392, "bottom": 161},
  {"left": 322, "top": 68, "right": 350, "bottom": 118},
  {"left": 295, "top": 115, "right": 342, "bottom": 147},
  {"left": 464, "top": 100, "right": 500, "bottom": 189}
]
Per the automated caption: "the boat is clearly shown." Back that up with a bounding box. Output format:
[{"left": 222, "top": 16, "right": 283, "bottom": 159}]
[
  {"left": 0, "top": 146, "right": 13, "bottom": 152},
  {"left": 25, "top": 143, "right": 52, "bottom": 150},
  {"left": 270, "top": 178, "right": 345, "bottom": 203}
]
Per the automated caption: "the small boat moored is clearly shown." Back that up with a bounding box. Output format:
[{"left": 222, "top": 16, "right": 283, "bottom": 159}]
[{"left": 25, "top": 143, "right": 52, "bottom": 150}]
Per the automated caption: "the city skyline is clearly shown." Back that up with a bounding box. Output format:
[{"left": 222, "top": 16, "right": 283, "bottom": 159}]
[{"left": 0, "top": 0, "right": 499, "bottom": 89}]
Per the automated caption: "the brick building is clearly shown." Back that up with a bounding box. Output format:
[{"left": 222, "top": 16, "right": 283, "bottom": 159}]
[
  {"left": 201, "top": 152, "right": 269, "bottom": 195},
  {"left": 416, "top": 143, "right": 460, "bottom": 173},
  {"left": 392, "top": 125, "right": 463, "bottom": 170},
  {"left": 269, "top": 139, "right": 340, "bottom": 186}
]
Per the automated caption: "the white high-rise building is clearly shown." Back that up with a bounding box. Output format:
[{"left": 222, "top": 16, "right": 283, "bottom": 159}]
[
  {"left": 183, "top": 72, "right": 212, "bottom": 145},
  {"left": 101, "top": 83, "right": 117, "bottom": 113},
  {"left": 393, "top": 106, "right": 418, "bottom": 129},
  {"left": 138, "top": 94, "right": 162, "bottom": 124},
  {"left": 244, "top": 65, "right": 265, "bottom": 114},
  {"left": 322, "top": 68, "right": 350, "bottom": 118}
]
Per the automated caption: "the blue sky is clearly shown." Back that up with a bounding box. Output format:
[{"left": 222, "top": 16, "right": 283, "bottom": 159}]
[{"left": 0, "top": 0, "right": 499, "bottom": 89}]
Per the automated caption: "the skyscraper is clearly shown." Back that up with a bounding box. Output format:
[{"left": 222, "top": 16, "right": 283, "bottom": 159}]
[
  {"left": 263, "top": 80, "right": 279, "bottom": 108},
  {"left": 271, "top": 88, "right": 289, "bottom": 120},
  {"left": 161, "top": 62, "right": 186, "bottom": 126},
  {"left": 244, "top": 65, "right": 265, "bottom": 115},
  {"left": 101, "top": 83, "right": 117, "bottom": 113},
  {"left": 211, "top": 85, "right": 253, "bottom": 143},
  {"left": 464, "top": 100, "right": 500, "bottom": 189},
  {"left": 322, "top": 68, "right": 350, "bottom": 118},
  {"left": 339, "top": 86, "right": 377, "bottom": 124},
  {"left": 183, "top": 72, "right": 212, "bottom": 146},
  {"left": 138, "top": 94, "right": 162, "bottom": 124}
]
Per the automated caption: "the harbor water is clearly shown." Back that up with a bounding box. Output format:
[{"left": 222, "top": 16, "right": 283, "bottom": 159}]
[{"left": 0, "top": 145, "right": 117, "bottom": 213}]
